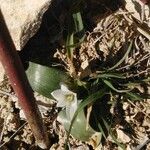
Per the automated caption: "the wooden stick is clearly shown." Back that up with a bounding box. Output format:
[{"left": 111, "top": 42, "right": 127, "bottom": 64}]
[{"left": 0, "top": 10, "right": 50, "bottom": 149}]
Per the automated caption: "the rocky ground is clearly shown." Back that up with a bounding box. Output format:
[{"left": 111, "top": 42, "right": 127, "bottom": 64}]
[{"left": 0, "top": 0, "right": 150, "bottom": 150}]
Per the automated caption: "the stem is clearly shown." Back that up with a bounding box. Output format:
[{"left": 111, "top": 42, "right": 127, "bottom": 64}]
[{"left": 0, "top": 10, "right": 50, "bottom": 149}]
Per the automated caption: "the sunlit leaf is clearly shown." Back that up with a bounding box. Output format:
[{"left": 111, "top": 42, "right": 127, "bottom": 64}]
[
  {"left": 66, "top": 5, "right": 85, "bottom": 60},
  {"left": 26, "top": 62, "right": 71, "bottom": 98},
  {"left": 58, "top": 104, "right": 100, "bottom": 142},
  {"left": 103, "top": 79, "right": 130, "bottom": 93},
  {"left": 66, "top": 32, "right": 74, "bottom": 59},
  {"left": 126, "top": 92, "right": 143, "bottom": 101},
  {"left": 73, "top": 12, "right": 84, "bottom": 34},
  {"left": 124, "top": 77, "right": 150, "bottom": 88},
  {"left": 126, "top": 92, "right": 150, "bottom": 101},
  {"left": 97, "top": 73, "right": 125, "bottom": 79}
]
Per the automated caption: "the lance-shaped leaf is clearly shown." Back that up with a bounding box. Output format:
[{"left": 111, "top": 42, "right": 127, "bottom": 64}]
[
  {"left": 58, "top": 103, "right": 102, "bottom": 147},
  {"left": 65, "top": 88, "right": 106, "bottom": 148},
  {"left": 26, "top": 62, "right": 71, "bottom": 99},
  {"left": 103, "top": 79, "right": 131, "bottom": 93}
]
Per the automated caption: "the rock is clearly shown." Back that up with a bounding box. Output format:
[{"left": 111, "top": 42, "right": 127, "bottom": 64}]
[
  {"left": 0, "top": 0, "right": 52, "bottom": 50},
  {"left": 125, "top": 0, "right": 150, "bottom": 26},
  {"left": 116, "top": 128, "right": 131, "bottom": 143},
  {"left": 0, "top": 63, "right": 5, "bottom": 82}
]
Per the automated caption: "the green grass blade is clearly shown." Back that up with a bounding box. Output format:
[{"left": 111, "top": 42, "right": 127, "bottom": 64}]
[
  {"left": 73, "top": 12, "right": 84, "bottom": 33},
  {"left": 102, "top": 118, "right": 110, "bottom": 131},
  {"left": 66, "top": 32, "right": 74, "bottom": 59},
  {"left": 126, "top": 92, "right": 150, "bottom": 101},
  {"left": 126, "top": 92, "right": 143, "bottom": 101},
  {"left": 110, "top": 130, "right": 126, "bottom": 150},
  {"left": 66, "top": 11, "right": 85, "bottom": 59},
  {"left": 93, "top": 112, "right": 107, "bottom": 139},
  {"left": 103, "top": 79, "right": 130, "bottom": 93},
  {"left": 97, "top": 73, "right": 125, "bottom": 79},
  {"left": 124, "top": 77, "right": 150, "bottom": 88},
  {"left": 72, "top": 11, "right": 85, "bottom": 43},
  {"left": 66, "top": 39, "right": 84, "bottom": 48},
  {"left": 108, "top": 41, "right": 133, "bottom": 71},
  {"left": 65, "top": 88, "right": 107, "bottom": 149},
  {"left": 102, "top": 118, "right": 126, "bottom": 150}
]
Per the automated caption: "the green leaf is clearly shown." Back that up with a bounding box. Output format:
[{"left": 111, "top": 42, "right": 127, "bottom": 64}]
[
  {"left": 66, "top": 32, "right": 75, "bottom": 59},
  {"left": 93, "top": 112, "right": 107, "bottom": 139},
  {"left": 126, "top": 92, "right": 150, "bottom": 101},
  {"left": 65, "top": 88, "right": 107, "bottom": 148},
  {"left": 124, "top": 77, "right": 150, "bottom": 88},
  {"left": 103, "top": 79, "right": 130, "bottom": 93},
  {"left": 97, "top": 73, "right": 125, "bottom": 79},
  {"left": 66, "top": 10, "right": 85, "bottom": 59},
  {"left": 125, "top": 92, "right": 143, "bottom": 101},
  {"left": 58, "top": 105, "right": 101, "bottom": 142},
  {"left": 26, "top": 62, "right": 71, "bottom": 99},
  {"left": 73, "top": 12, "right": 84, "bottom": 34},
  {"left": 108, "top": 41, "right": 133, "bottom": 71}
]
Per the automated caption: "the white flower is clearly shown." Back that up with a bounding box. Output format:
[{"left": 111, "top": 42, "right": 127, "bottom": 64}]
[{"left": 51, "top": 84, "right": 77, "bottom": 120}]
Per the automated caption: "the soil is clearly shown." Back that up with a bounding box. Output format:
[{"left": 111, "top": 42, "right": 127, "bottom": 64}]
[{"left": 0, "top": 0, "right": 150, "bottom": 150}]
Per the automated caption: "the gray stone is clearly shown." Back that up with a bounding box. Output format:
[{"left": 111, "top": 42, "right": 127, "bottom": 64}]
[{"left": 0, "top": 0, "right": 52, "bottom": 50}]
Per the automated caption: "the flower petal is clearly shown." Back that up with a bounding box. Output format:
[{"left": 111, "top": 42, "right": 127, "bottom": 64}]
[
  {"left": 65, "top": 94, "right": 77, "bottom": 120},
  {"left": 70, "top": 101, "right": 77, "bottom": 119},
  {"left": 51, "top": 84, "right": 78, "bottom": 112},
  {"left": 51, "top": 89, "right": 65, "bottom": 100},
  {"left": 71, "top": 98, "right": 77, "bottom": 110},
  {"left": 66, "top": 105, "right": 71, "bottom": 120},
  {"left": 70, "top": 93, "right": 77, "bottom": 104},
  {"left": 57, "top": 100, "right": 66, "bottom": 107},
  {"left": 51, "top": 89, "right": 67, "bottom": 106},
  {"left": 60, "top": 83, "right": 69, "bottom": 92},
  {"left": 65, "top": 103, "right": 77, "bottom": 120}
]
